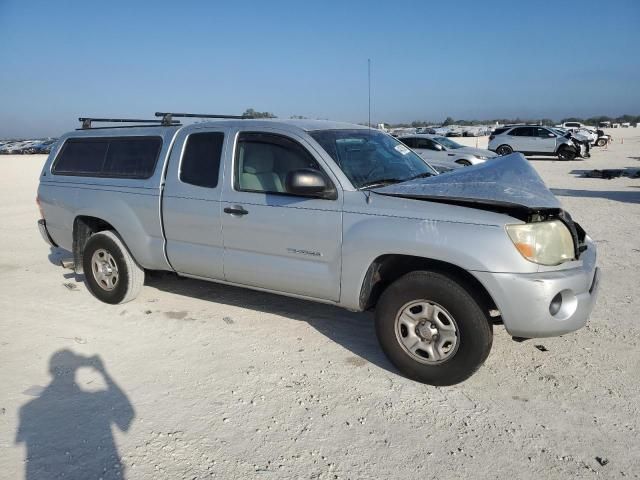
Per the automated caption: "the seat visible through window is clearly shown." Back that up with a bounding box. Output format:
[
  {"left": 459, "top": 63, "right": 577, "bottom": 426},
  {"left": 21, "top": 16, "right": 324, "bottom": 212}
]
[{"left": 236, "top": 133, "right": 323, "bottom": 194}]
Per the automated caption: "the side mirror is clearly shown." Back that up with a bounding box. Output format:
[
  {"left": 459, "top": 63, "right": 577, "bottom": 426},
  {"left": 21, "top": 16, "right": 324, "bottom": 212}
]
[
  {"left": 433, "top": 143, "right": 444, "bottom": 151},
  {"left": 285, "top": 169, "right": 336, "bottom": 199},
  {"left": 547, "top": 133, "right": 556, "bottom": 137}
]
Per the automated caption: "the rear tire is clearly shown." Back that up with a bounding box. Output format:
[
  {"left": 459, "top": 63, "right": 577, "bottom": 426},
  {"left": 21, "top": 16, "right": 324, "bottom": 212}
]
[
  {"left": 375, "top": 271, "right": 493, "bottom": 386},
  {"left": 496, "top": 145, "right": 513, "bottom": 156},
  {"left": 82, "top": 230, "right": 144, "bottom": 304},
  {"left": 557, "top": 147, "right": 576, "bottom": 161}
]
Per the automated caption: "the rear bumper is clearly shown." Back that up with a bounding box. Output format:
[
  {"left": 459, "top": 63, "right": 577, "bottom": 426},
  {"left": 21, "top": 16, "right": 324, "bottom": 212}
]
[
  {"left": 474, "top": 238, "right": 599, "bottom": 338},
  {"left": 38, "top": 219, "right": 58, "bottom": 247}
]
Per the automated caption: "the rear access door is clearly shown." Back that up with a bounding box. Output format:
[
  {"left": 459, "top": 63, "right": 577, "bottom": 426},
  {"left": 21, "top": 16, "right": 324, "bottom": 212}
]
[{"left": 162, "top": 127, "right": 228, "bottom": 279}]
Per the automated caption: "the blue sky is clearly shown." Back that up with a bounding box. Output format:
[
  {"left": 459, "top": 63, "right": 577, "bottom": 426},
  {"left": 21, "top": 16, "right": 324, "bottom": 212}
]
[{"left": 1, "top": 0, "right": 639, "bottom": 137}]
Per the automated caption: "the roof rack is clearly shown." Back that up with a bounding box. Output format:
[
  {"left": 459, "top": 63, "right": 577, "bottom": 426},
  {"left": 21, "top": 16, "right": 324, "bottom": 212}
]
[
  {"left": 79, "top": 117, "right": 180, "bottom": 129},
  {"left": 155, "top": 112, "right": 251, "bottom": 125}
]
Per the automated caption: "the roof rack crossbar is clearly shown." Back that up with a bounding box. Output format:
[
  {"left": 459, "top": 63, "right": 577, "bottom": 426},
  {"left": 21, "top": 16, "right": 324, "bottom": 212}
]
[
  {"left": 78, "top": 117, "right": 180, "bottom": 129},
  {"left": 155, "top": 112, "right": 251, "bottom": 125}
]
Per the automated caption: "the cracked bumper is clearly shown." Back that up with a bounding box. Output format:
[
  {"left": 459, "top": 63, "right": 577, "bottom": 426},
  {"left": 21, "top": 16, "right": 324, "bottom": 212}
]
[{"left": 474, "top": 238, "right": 599, "bottom": 338}]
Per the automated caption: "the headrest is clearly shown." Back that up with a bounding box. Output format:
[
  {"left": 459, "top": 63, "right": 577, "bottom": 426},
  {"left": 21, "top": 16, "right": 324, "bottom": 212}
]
[{"left": 243, "top": 143, "right": 275, "bottom": 174}]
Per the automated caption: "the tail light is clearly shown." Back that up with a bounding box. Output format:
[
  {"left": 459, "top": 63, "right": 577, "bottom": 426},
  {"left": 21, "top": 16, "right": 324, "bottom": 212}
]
[{"left": 36, "top": 195, "right": 45, "bottom": 219}]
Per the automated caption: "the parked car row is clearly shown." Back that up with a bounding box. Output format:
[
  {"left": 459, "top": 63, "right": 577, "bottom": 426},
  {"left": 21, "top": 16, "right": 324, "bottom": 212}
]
[
  {"left": 398, "top": 134, "right": 497, "bottom": 171},
  {"left": 487, "top": 124, "right": 611, "bottom": 161},
  {"left": 414, "top": 126, "right": 493, "bottom": 137},
  {"left": 0, "top": 138, "right": 58, "bottom": 154}
]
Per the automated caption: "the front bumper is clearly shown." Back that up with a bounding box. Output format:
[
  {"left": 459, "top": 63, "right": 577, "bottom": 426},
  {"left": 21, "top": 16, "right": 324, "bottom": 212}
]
[
  {"left": 474, "top": 237, "right": 599, "bottom": 338},
  {"left": 38, "top": 219, "right": 58, "bottom": 247}
]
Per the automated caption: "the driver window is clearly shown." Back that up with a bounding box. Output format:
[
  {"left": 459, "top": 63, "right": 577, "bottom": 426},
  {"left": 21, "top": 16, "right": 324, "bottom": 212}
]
[
  {"left": 235, "top": 132, "right": 323, "bottom": 195},
  {"left": 536, "top": 127, "right": 553, "bottom": 138},
  {"left": 415, "top": 138, "right": 435, "bottom": 150},
  {"left": 425, "top": 139, "right": 439, "bottom": 150}
]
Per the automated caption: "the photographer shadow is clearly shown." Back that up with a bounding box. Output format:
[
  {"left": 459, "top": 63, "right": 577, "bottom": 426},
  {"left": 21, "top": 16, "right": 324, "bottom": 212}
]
[{"left": 16, "top": 350, "right": 134, "bottom": 480}]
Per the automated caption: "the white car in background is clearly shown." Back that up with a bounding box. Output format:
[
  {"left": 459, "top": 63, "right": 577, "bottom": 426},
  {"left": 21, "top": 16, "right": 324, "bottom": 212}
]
[{"left": 399, "top": 134, "right": 497, "bottom": 166}]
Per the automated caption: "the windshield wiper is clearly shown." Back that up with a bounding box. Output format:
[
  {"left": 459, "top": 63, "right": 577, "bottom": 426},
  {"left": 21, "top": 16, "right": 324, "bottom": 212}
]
[
  {"left": 359, "top": 178, "right": 404, "bottom": 189},
  {"left": 406, "top": 172, "right": 436, "bottom": 181},
  {"left": 360, "top": 172, "right": 436, "bottom": 190}
]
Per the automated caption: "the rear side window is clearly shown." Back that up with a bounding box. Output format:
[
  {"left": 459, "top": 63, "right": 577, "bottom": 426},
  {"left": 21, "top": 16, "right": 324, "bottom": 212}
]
[
  {"left": 509, "top": 127, "right": 534, "bottom": 137},
  {"left": 180, "top": 132, "right": 225, "bottom": 188},
  {"left": 492, "top": 127, "right": 509, "bottom": 136},
  {"left": 399, "top": 137, "right": 416, "bottom": 148},
  {"left": 53, "top": 137, "right": 162, "bottom": 179},
  {"left": 52, "top": 139, "right": 108, "bottom": 175}
]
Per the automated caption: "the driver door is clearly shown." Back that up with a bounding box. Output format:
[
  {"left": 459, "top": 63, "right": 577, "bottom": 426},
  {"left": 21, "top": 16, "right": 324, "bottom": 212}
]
[
  {"left": 413, "top": 137, "right": 448, "bottom": 161},
  {"left": 220, "top": 129, "right": 343, "bottom": 301},
  {"left": 534, "top": 127, "right": 557, "bottom": 153}
]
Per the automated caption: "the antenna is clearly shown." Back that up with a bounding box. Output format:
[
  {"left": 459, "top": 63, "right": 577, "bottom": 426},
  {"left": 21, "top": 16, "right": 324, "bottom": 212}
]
[{"left": 368, "top": 58, "right": 371, "bottom": 129}]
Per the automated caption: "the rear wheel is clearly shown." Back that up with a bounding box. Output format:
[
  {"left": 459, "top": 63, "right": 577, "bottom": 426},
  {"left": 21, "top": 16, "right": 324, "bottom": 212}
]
[
  {"left": 375, "top": 271, "right": 493, "bottom": 386},
  {"left": 496, "top": 145, "right": 513, "bottom": 156},
  {"left": 82, "top": 230, "right": 144, "bottom": 304},
  {"left": 557, "top": 147, "right": 576, "bottom": 161}
]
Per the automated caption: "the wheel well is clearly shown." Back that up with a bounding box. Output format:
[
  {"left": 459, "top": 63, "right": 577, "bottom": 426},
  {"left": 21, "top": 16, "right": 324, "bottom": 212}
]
[
  {"left": 455, "top": 159, "right": 471, "bottom": 165},
  {"left": 359, "top": 254, "right": 498, "bottom": 315},
  {"left": 72, "top": 216, "right": 115, "bottom": 274}
]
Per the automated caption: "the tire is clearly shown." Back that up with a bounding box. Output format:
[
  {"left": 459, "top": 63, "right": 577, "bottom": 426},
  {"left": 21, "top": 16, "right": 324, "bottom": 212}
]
[
  {"left": 375, "top": 271, "right": 492, "bottom": 386},
  {"left": 496, "top": 145, "right": 513, "bottom": 156},
  {"left": 82, "top": 230, "right": 144, "bottom": 304},
  {"left": 557, "top": 147, "right": 576, "bottom": 161},
  {"left": 596, "top": 138, "right": 607, "bottom": 147},
  {"left": 456, "top": 159, "right": 472, "bottom": 166}
]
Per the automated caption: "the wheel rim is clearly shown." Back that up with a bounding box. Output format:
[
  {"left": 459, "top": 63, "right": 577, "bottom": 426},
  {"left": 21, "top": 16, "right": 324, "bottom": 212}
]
[
  {"left": 498, "top": 146, "right": 511, "bottom": 155},
  {"left": 91, "top": 249, "right": 119, "bottom": 291},
  {"left": 394, "top": 300, "right": 459, "bottom": 365}
]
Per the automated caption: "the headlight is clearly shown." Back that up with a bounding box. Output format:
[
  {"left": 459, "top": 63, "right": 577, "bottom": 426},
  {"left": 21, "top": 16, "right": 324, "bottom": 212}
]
[
  {"left": 476, "top": 155, "right": 488, "bottom": 160},
  {"left": 506, "top": 220, "right": 575, "bottom": 266}
]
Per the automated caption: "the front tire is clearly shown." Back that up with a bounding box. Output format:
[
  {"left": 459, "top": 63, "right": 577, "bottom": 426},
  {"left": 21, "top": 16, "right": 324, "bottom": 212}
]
[
  {"left": 375, "top": 271, "right": 492, "bottom": 386},
  {"left": 596, "top": 138, "right": 607, "bottom": 147},
  {"left": 557, "top": 147, "right": 576, "bottom": 161},
  {"left": 456, "top": 159, "right": 472, "bottom": 166},
  {"left": 496, "top": 145, "right": 513, "bottom": 156},
  {"left": 82, "top": 230, "right": 144, "bottom": 304}
]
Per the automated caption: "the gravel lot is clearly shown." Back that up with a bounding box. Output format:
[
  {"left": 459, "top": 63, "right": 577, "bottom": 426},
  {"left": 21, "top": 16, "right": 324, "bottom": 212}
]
[{"left": 1, "top": 130, "right": 639, "bottom": 479}]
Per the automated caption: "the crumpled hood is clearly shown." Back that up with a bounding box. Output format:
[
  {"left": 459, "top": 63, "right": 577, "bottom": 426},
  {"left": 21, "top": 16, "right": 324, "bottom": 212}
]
[{"left": 374, "top": 153, "right": 561, "bottom": 211}]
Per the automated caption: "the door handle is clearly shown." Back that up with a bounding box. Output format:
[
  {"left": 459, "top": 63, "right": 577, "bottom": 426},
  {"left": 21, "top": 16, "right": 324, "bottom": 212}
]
[{"left": 224, "top": 206, "right": 249, "bottom": 216}]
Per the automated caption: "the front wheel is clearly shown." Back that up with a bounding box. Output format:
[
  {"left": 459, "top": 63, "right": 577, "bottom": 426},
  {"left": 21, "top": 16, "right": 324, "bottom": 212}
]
[
  {"left": 375, "top": 271, "right": 492, "bottom": 386},
  {"left": 596, "top": 138, "right": 607, "bottom": 147},
  {"left": 82, "top": 230, "right": 145, "bottom": 304},
  {"left": 456, "top": 159, "right": 472, "bottom": 166},
  {"left": 557, "top": 147, "right": 576, "bottom": 161}
]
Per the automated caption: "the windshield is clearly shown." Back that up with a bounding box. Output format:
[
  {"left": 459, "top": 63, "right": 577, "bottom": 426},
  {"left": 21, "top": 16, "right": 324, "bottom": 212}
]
[
  {"left": 432, "top": 137, "right": 463, "bottom": 149},
  {"left": 310, "top": 129, "right": 437, "bottom": 189}
]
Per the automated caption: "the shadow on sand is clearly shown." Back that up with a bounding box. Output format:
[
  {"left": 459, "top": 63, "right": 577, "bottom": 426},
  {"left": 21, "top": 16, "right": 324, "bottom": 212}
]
[
  {"left": 551, "top": 188, "right": 640, "bottom": 204},
  {"left": 145, "top": 272, "right": 395, "bottom": 374},
  {"left": 16, "top": 350, "right": 134, "bottom": 480},
  {"left": 47, "top": 247, "right": 395, "bottom": 375}
]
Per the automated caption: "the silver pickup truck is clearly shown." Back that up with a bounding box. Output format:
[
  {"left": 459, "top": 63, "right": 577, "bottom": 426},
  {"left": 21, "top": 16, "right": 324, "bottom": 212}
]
[{"left": 37, "top": 113, "right": 600, "bottom": 385}]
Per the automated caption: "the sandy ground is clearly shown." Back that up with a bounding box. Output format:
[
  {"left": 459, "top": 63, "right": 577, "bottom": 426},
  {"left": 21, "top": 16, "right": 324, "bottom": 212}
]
[{"left": 0, "top": 129, "right": 639, "bottom": 479}]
